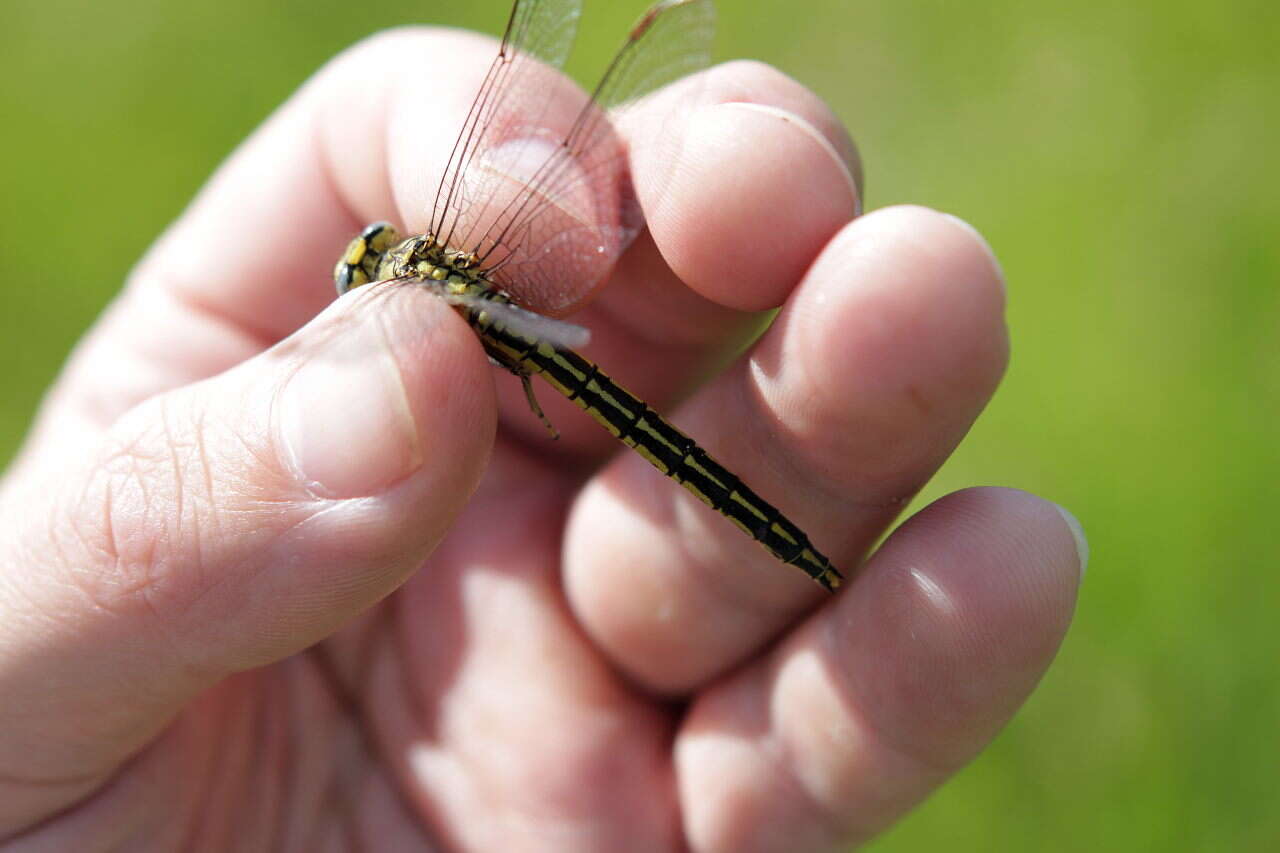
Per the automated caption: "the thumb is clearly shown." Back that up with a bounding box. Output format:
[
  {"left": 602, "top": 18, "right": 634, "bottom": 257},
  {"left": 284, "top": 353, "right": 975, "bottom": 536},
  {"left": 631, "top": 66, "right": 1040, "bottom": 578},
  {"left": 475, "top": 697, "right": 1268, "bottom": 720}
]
[{"left": 0, "top": 284, "right": 494, "bottom": 830}]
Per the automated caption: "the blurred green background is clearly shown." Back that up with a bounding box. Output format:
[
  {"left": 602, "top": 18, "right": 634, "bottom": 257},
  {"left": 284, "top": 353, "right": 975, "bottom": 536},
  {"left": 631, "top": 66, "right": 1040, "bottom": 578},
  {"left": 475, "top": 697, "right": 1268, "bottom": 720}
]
[{"left": 2, "top": 0, "right": 1276, "bottom": 849}]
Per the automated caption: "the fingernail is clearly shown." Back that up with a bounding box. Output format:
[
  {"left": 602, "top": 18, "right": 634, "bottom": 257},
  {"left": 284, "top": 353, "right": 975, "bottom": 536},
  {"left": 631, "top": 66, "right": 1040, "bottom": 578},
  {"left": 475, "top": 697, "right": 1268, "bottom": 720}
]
[
  {"left": 721, "top": 102, "right": 861, "bottom": 214},
  {"left": 278, "top": 312, "right": 424, "bottom": 498},
  {"left": 941, "top": 213, "right": 1006, "bottom": 299},
  {"left": 1052, "top": 503, "right": 1089, "bottom": 582}
]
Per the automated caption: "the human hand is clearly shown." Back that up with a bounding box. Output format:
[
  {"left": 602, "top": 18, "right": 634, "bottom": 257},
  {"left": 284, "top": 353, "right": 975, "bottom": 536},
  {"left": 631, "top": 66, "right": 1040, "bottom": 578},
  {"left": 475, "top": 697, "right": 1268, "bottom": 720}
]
[{"left": 0, "top": 27, "right": 1084, "bottom": 852}]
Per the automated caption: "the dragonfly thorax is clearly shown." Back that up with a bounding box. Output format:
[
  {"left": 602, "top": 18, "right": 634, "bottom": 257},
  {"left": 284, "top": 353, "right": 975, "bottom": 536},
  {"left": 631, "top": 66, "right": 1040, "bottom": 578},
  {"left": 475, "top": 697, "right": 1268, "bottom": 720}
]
[
  {"left": 334, "top": 221, "right": 488, "bottom": 296},
  {"left": 376, "top": 233, "right": 486, "bottom": 286}
]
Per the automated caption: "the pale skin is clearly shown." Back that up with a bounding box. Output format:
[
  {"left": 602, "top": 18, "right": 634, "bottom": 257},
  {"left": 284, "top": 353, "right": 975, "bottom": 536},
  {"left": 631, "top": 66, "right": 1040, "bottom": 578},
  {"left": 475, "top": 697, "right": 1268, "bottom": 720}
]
[{"left": 0, "top": 28, "right": 1084, "bottom": 853}]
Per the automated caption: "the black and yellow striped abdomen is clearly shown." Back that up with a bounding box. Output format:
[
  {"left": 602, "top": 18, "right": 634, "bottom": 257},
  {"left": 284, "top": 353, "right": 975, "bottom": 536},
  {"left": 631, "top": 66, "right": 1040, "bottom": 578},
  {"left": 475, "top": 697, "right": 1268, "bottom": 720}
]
[
  {"left": 474, "top": 313, "right": 844, "bottom": 592},
  {"left": 334, "top": 224, "right": 843, "bottom": 592}
]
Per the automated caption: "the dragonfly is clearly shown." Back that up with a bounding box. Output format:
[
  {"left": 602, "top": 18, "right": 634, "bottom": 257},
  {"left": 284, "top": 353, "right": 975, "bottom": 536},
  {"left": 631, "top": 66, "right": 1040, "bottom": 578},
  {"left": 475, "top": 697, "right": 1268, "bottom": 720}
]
[{"left": 333, "top": 0, "right": 844, "bottom": 592}]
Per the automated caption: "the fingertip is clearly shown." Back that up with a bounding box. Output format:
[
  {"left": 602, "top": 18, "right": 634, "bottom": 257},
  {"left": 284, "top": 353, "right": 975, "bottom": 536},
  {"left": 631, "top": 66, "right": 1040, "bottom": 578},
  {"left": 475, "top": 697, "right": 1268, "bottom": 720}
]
[
  {"left": 709, "top": 59, "right": 863, "bottom": 193},
  {"left": 905, "top": 206, "right": 1004, "bottom": 310},
  {"left": 939, "top": 212, "right": 1006, "bottom": 301},
  {"left": 637, "top": 98, "right": 858, "bottom": 312},
  {"left": 1052, "top": 501, "right": 1090, "bottom": 581},
  {"left": 673, "top": 487, "right": 1083, "bottom": 847},
  {"left": 944, "top": 486, "right": 1083, "bottom": 618},
  {"left": 818, "top": 205, "right": 1007, "bottom": 315},
  {"left": 759, "top": 206, "right": 1010, "bottom": 494},
  {"left": 836, "top": 487, "right": 1081, "bottom": 762}
]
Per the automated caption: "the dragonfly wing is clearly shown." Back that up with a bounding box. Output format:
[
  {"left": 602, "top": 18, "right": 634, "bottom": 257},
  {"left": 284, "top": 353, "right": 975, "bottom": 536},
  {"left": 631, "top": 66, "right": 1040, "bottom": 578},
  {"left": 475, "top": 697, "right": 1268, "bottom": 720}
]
[
  {"left": 485, "top": 0, "right": 717, "bottom": 311},
  {"left": 430, "top": 0, "right": 583, "bottom": 244},
  {"left": 591, "top": 0, "right": 717, "bottom": 112},
  {"left": 435, "top": 0, "right": 716, "bottom": 315}
]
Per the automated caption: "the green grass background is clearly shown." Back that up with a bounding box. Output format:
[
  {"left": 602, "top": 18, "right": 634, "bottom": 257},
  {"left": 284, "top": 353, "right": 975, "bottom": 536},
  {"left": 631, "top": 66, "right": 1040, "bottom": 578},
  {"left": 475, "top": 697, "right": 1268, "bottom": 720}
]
[{"left": 2, "top": 0, "right": 1275, "bottom": 849}]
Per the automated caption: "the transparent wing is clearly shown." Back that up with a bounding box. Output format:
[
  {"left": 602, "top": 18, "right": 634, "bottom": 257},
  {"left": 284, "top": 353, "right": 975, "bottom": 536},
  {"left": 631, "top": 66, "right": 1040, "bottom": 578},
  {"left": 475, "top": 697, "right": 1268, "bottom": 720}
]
[
  {"left": 594, "top": 0, "right": 717, "bottom": 111},
  {"left": 430, "top": 0, "right": 583, "bottom": 240},
  {"left": 434, "top": 0, "right": 716, "bottom": 313}
]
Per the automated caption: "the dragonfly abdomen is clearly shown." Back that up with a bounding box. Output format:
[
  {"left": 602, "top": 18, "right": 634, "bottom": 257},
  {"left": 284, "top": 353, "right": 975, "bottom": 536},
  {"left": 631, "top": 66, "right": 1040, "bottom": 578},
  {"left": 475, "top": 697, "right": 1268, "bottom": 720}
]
[{"left": 476, "top": 316, "right": 844, "bottom": 591}]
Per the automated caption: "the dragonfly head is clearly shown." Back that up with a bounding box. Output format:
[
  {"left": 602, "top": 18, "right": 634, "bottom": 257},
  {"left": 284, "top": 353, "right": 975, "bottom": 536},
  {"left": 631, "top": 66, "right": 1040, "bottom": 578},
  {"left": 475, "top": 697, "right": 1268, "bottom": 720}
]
[{"left": 334, "top": 222, "right": 401, "bottom": 295}]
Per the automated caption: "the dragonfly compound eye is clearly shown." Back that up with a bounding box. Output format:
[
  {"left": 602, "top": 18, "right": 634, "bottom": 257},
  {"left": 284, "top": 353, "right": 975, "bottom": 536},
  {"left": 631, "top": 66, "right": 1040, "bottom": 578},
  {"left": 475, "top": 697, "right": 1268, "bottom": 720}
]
[{"left": 333, "top": 221, "right": 401, "bottom": 295}]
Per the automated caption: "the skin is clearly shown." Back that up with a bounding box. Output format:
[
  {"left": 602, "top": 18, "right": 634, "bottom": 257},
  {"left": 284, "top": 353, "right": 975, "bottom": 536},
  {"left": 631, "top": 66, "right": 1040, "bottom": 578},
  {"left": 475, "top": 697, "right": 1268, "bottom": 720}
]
[{"left": 0, "top": 27, "right": 1084, "bottom": 853}]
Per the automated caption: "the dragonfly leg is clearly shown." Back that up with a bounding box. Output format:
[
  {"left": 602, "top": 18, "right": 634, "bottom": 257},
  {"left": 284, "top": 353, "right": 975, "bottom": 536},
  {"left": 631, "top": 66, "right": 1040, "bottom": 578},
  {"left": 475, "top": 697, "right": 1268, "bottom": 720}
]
[{"left": 520, "top": 374, "right": 559, "bottom": 440}]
